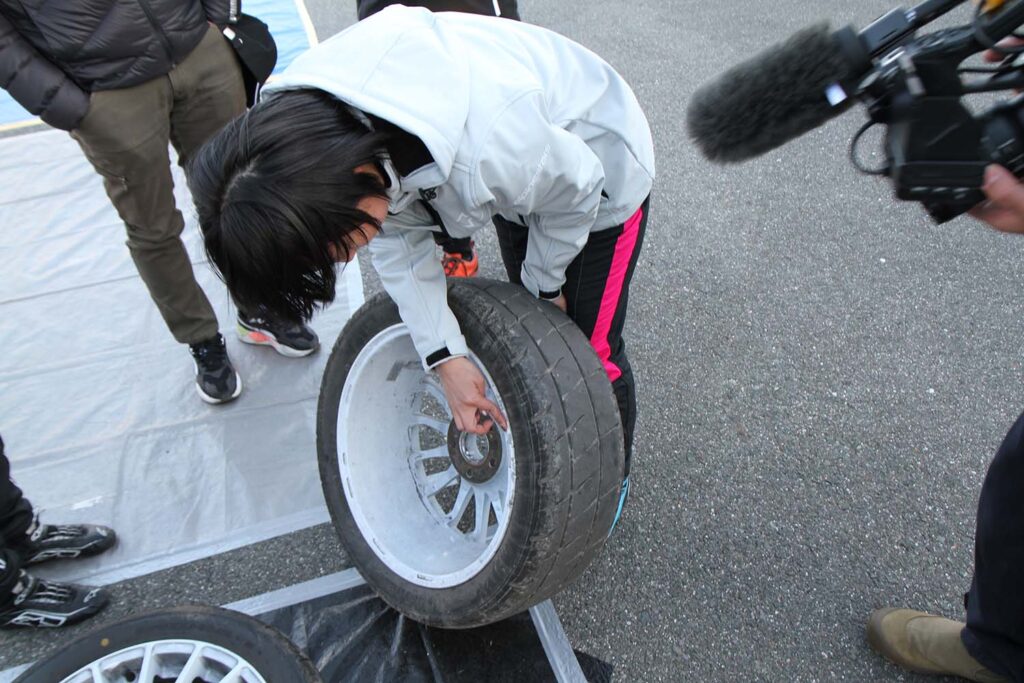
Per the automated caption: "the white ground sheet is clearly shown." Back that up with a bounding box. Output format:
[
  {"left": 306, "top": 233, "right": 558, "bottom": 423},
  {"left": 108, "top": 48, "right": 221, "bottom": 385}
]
[{"left": 0, "top": 129, "right": 363, "bottom": 585}]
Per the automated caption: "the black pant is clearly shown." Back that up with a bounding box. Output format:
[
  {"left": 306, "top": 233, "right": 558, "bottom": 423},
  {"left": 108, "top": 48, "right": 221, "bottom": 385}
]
[
  {"left": 357, "top": 0, "right": 519, "bottom": 21},
  {"left": 494, "top": 198, "right": 649, "bottom": 476},
  {"left": 0, "top": 436, "right": 34, "bottom": 602},
  {"left": 432, "top": 231, "right": 473, "bottom": 257},
  {"left": 961, "top": 411, "right": 1024, "bottom": 680}
]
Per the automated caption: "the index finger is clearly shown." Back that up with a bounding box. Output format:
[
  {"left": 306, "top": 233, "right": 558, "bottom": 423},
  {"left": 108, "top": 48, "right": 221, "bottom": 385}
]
[
  {"left": 477, "top": 397, "right": 508, "bottom": 431},
  {"left": 456, "top": 406, "right": 492, "bottom": 435}
]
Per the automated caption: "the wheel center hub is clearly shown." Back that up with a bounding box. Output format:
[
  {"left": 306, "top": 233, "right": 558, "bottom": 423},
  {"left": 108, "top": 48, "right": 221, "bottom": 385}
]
[{"left": 447, "top": 422, "right": 503, "bottom": 484}]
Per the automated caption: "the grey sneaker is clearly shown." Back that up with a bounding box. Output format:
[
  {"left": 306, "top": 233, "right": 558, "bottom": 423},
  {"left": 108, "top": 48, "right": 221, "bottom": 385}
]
[
  {"left": 189, "top": 334, "right": 242, "bottom": 404},
  {"left": 237, "top": 312, "right": 319, "bottom": 358}
]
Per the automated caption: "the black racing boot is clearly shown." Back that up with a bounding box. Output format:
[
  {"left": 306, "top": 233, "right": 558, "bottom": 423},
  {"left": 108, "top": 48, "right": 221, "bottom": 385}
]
[
  {"left": 0, "top": 570, "right": 109, "bottom": 628},
  {"left": 14, "top": 514, "right": 117, "bottom": 565}
]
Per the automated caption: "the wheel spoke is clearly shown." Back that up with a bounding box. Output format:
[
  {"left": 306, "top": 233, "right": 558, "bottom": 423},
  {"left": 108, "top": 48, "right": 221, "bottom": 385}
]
[
  {"left": 174, "top": 645, "right": 205, "bottom": 683},
  {"left": 421, "top": 466, "right": 459, "bottom": 497},
  {"left": 221, "top": 663, "right": 248, "bottom": 683},
  {"left": 137, "top": 644, "right": 156, "bottom": 683},
  {"left": 410, "top": 414, "right": 449, "bottom": 435},
  {"left": 445, "top": 481, "right": 473, "bottom": 527},
  {"left": 408, "top": 445, "right": 448, "bottom": 464},
  {"left": 473, "top": 491, "right": 490, "bottom": 543},
  {"left": 89, "top": 662, "right": 111, "bottom": 683},
  {"left": 490, "top": 489, "right": 506, "bottom": 522}
]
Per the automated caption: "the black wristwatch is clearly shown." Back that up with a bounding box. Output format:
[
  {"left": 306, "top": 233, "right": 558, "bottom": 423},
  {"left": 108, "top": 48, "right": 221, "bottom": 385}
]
[{"left": 538, "top": 289, "right": 561, "bottom": 301}]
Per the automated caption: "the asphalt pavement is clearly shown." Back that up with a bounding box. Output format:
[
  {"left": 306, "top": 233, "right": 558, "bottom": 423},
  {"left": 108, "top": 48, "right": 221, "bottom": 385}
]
[{"left": 4, "top": 1, "right": 1024, "bottom": 680}]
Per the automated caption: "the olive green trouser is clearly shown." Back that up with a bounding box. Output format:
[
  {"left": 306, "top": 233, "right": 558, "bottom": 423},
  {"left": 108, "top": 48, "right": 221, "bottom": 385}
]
[{"left": 71, "top": 25, "right": 246, "bottom": 345}]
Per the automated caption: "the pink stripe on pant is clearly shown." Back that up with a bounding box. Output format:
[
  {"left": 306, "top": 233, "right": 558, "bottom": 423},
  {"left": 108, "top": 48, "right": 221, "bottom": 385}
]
[{"left": 589, "top": 205, "right": 645, "bottom": 382}]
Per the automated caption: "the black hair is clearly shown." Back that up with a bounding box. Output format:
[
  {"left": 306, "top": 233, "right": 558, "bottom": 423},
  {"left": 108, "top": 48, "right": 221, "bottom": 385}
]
[{"left": 187, "top": 88, "right": 389, "bottom": 323}]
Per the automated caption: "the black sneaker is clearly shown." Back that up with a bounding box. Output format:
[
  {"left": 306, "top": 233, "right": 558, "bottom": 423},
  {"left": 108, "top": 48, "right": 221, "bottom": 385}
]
[
  {"left": 0, "top": 570, "right": 109, "bottom": 628},
  {"left": 15, "top": 515, "right": 117, "bottom": 565},
  {"left": 237, "top": 312, "right": 319, "bottom": 357},
  {"left": 189, "top": 334, "right": 242, "bottom": 404}
]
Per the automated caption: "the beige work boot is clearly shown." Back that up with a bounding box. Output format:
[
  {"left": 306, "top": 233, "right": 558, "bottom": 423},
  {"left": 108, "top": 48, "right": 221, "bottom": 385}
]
[{"left": 867, "top": 608, "right": 1009, "bottom": 682}]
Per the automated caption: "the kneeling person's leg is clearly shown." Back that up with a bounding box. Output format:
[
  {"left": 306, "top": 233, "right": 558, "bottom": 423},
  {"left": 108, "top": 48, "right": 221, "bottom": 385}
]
[{"left": 0, "top": 436, "right": 33, "bottom": 546}]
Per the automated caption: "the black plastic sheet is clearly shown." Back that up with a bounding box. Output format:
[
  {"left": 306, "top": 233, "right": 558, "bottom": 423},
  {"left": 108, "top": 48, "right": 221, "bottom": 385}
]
[{"left": 255, "top": 583, "right": 613, "bottom": 682}]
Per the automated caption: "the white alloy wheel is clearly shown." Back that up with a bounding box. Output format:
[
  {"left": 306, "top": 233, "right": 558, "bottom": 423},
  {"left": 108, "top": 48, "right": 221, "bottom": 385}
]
[
  {"left": 337, "top": 323, "right": 516, "bottom": 588},
  {"left": 60, "top": 639, "right": 267, "bottom": 683}
]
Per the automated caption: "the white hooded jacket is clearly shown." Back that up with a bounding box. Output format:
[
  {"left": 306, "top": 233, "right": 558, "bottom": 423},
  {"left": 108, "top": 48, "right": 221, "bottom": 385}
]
[{"left": 263, "top": 6, "right": 655, "bottom": 367}]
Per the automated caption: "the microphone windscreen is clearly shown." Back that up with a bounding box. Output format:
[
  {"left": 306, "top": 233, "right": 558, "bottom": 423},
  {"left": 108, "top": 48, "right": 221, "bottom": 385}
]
[{"left": 686, "top": 23, "right": 855, "bottom": 163}]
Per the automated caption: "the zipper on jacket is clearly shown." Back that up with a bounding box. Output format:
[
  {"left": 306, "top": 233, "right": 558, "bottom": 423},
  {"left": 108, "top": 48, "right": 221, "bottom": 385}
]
[
  {"left": 419, "top": 189, "right": 452, "bottom": 238},
  {"left": 136, "top": 0, "right": 177, "bottom": 67}
]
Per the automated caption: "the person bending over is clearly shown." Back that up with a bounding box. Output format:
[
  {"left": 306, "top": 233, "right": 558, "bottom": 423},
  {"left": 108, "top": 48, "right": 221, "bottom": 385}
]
[{"left": 187, "top": 6, "right": 655, "bottom": 526}]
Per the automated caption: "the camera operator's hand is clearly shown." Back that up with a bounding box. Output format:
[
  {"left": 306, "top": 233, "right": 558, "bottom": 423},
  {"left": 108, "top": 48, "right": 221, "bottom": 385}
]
[
  {"left": 970, "top": 165, "right": 1024, "bottom": 233},
  {"left": 983, "top": 37, "right": 1024, "bottom": 64},
  {"left": 972, "top": 39, "right": 1024, "bottom": 233}
]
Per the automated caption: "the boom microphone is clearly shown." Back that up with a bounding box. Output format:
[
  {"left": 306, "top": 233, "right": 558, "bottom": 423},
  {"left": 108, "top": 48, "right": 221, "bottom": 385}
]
[{"left": 686, "top": 23, "right": 863, "bottom": 163}]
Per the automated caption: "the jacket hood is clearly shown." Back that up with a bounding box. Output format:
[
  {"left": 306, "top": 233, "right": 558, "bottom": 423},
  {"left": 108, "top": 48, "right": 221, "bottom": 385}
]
[{"left": 262, "top": 6, "right": 468, "bottom": 189}]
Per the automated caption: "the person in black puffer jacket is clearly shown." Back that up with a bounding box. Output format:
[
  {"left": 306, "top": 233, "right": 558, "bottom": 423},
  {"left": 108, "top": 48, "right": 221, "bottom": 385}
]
[
  {"left": 0, "top": 0, "right": 231, "bottom": 130},
  {"left": 0, "top": 1, "right": 319, "bottom": 404}
]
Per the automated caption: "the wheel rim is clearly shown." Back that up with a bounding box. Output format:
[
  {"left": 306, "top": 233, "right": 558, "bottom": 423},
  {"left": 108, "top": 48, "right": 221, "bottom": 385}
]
[
  {"left": 61, "top": 639, "right": 267, "bottom": 683},
  {"left": 337, "top": 323, "right": 516, "bottom": 588}
]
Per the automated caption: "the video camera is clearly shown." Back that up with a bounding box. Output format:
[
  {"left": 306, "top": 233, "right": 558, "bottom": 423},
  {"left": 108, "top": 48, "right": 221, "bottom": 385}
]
[{"left": 686, "top": 0, "right": 1024, "bottom": 223}]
